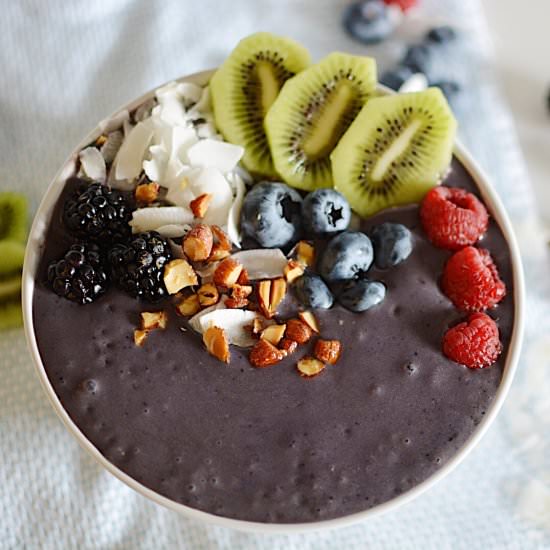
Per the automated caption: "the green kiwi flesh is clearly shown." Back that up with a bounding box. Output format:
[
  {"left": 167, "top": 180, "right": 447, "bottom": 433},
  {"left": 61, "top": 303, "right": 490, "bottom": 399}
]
[
  {"left": 0, "top": 192, "right": 28, "bottom": 243},
  {"left": 0, "top": 240, "right": 26, "bottom": 275},
  {"left": 210, "top": 32, "right": 311, "bottom": 178},
  {"left": 331, "top": 88, "right": 457, "bottom": 218},
  {"left": 265, "top": 52, "right": 377, "bottom": 191}
]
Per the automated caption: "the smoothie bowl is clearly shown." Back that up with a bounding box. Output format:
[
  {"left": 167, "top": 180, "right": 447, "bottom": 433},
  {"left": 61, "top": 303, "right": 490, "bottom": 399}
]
[{"left": 22, "top": 33, "right": 524, "bottom": 532}]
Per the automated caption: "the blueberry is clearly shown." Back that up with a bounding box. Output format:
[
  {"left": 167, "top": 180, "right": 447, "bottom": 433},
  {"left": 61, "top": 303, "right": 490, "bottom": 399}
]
[
  {"left": 431, "top": 80, "right": 461, "bottom": 100},
  {"left": 338, "top": 279, "right": 386, "bottom": 312},
  {"left": 319, "top": 231, "right": 373, "bottom": 283},
  {"left": 402, "top": 44, "right": 431, "bottom": 74},
  {"left": 371, "top": 222, "right": 413, "bottom": 268},
  {"left": 425, "top": 25, "right": 457, "bottom": 44},
  {"left": 240, "top": 182, "right": 302, "bottom": 248},
  {"left": 343, "top": 1, "right": 394, "bottom": 45},
  {"left": 302, "top": 189, "right": 351, "bottom": 235},
  {"left": 293, "top": 273, "right": 334, "bottom": 309},
  {"left": 379, "top": 65, "right": 414, "bottom": 91}
]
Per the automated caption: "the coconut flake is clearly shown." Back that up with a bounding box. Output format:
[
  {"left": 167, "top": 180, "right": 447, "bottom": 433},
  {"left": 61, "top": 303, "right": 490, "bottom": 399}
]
[
  {"left": 194, "top": 309, "right": 258, "bottom": 347},
  {"left": 191, "top": 85, "right": 211, "bottom": 114},
  {"left": 189, "top": 300, "right": 227, "bottom": 333},
  {"left": 165, "top": 170, "right": 198, "bottom": 208},
  {"left": 189, "top": 167, "right": 233, "bottom": 226},
  {"left": 99, "top": 109, "right": 130, "bottom": 133},
  {"left": 134, "top": 97, "right": 157, "bottom": 122},
  {"left": 231, "top": 249, "right": 287, "bottom": 280},
  {"left": 130, "top": 206, "right": 194, "bottom": 233},
  {"left": 187, "top": 139, "right": 244, "bottom": 173},
  {"left": 143, "top": 144, "right": 169, "bottom": 182},
  {"left": 176, "top": 81, "right": 203, "bottom": 108},
  {"left": 100, "top": 130, "right": 124, "bottom": 164},
  {"left": 399, "top": 73, "right": 429, "bottom": 94},
  {"left": 154, "top": 82, "right": 189, "bottom": 126},
  {"left": 194, "top": 261, "right": 219, "bottom": 283},
  {"left": 115, "top": 119, "right": 154, "bottom": 181},
  {"left": 79, "top": 147, "right": 106, "bottom": 182},
  {"left": 155, "top": 224, "right": 191, "bottom": 238},
  {"left": 226, "top": 172, "right": 245, "bottom": 247}
]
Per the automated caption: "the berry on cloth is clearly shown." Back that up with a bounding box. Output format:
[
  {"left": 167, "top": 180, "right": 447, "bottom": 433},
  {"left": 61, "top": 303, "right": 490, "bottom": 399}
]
[
  {"left": 443, "top": 312, "right": 502, "bottom": 369},
  {"left": 441, "top": 246, "right": 506, "bottom": 312},
  {"left": 420, "top": 186, "right": 489, "bottom": 250},
  {"left": 48, "top": 242, "right": 108, "bottom": 304},
  {"left": 343, "top": 1, "right": 394, "bottom": 45}
]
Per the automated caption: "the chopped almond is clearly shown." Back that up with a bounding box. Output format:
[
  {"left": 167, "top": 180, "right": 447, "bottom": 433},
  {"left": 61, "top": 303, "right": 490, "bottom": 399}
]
[
  {"left": 225, "top": 283, "right": 253, "bottom": 309},
  {"left": 232, "top": 284, "right": 253, "bottom": 298},
  {"left": 285, "top": 318, "right": 313, "bottom": 344},
  {"left": 279, "top": 338, "right": 298, "bottom": 355},
  {"left": 249, "top": 338, "right": 286, "bottom": 368},
  {"left": 296, "top": 241, "right": 315, "bottom": 267},
  {"left": 237, "top": 267, "right": 250, "bottom": 285},
  {"left": 183, "top": 224, "right": 213, "bottom": 261},
  {"left": 134, "top": 329, "right": 148, "bottom": 347},
  {"left": 140, "top": 310, "right": 167, "bottom": 330},
  {"left": 225, "top": 296, "right": 249, "bottom": 309},
  {"left": 175, "top": 293, "right": 201, "bottom": 316},
  {"left": 284, "top": 259, "right": 305, "bottom": 283},
  {"left": 203, "top": 326, "right": 230, "bottom": 363},
  {"left": 213, "top": 258, "right": 243, "bottom": 288},
  {"left": 261, "top": 323, "right": 286, "bottom": 346},
  {"left": 189, "top": 193, "right": 212, "bottom": 218},
  {"left": 211, "top": 225, "right": 232, "bottom": 251},
  {"left": 298, "top": 310, "right": 320, "bottom": 333},
  {"left": 297, "top": 356, "right": 325, "bottom": 378},
  {"left": 163, "top": 259, "right": 198, "bottom": 294},
  {"left": 95, "top": 134, "right": 108, "bottom": 146},
  {"left": 208, "top": 244, "right": 231, "bottom": 262},
  {"left": 257, "top": 278, "right": 287, "bottom": 318},
  {"left": 135, "top": 182, "right": 160, "bottom": 204},
  {"left": 198, "top": 283, "right": 219, "bottom": 307},
  {"left": 314, "top": 339, "right": 342, "bottom": 365}
]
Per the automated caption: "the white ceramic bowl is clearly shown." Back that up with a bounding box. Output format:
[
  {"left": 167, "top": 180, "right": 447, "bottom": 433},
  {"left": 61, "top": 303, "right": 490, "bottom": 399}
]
[{"left": 22, "top": 70, "right": 525, "bottom": 534}]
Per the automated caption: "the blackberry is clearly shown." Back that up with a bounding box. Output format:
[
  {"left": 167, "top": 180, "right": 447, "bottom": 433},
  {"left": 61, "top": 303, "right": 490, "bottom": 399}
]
[
  {"left": 63, "top": 178, "right": 132, "bottom": 245},
  {"left": 47, "top": 243, "right": 108, "bottom": 304},
  {"left": 108, "top": 231, "right": 172, "bottom": 302}
]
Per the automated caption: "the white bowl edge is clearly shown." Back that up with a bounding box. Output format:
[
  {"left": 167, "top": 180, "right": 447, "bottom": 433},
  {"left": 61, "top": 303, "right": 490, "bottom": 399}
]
[{"left": 21, "top": 71, "right": 526, "bottom": 535}]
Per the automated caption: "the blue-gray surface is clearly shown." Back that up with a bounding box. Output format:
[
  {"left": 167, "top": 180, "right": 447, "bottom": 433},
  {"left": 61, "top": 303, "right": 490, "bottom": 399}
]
[{"left": 1, "top": 0, "right": 549, "bottom": 548}]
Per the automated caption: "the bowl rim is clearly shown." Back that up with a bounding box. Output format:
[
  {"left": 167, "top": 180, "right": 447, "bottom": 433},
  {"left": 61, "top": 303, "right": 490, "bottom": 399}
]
[{"left": 22, "top": 70, "right": 525, "bottom": 534}]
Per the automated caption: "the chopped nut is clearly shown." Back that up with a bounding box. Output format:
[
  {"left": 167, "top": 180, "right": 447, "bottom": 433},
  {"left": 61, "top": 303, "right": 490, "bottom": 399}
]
[
  {"left": 135, "top": 182, "right": 160, "bottom": 204},
  {"left": 140, "top": 310, "right": 167, "bottom": 330},
  {"left": 175, "top": 293, "right": 201, "bottom": 316},
  {"left": 203, "top": 325, "right": 230, "bottom": 363},
  {"left": 225, "top": 297, "right": 249, "bottom": 309},
  {"left": 211, "top": 225, "right": 232, "bottom": 251},
  {"left": 285, "top": 318, "right": 313, "bottom": 344},
  {"left": 163, "top": 259, "right": 198, "bottom": 294},
  {"left": 198, "top": 283, "right": 219, "bottom": 307},
  {"left": 225, "top": 283, "right": 253, "bottom": 309},
  {"left": 252, "top": 317, "right": 265, "bottom": 335},
  {"left": 279, "top": 338, "right": 298, "bottom": 355},
  {"left": 208, "top": 244, "right": 231, "bottom": 262},
  {"left": 257, "top": 277, "right": 287, "bottom": 318},
  {"left": 284, "top": 259, "right": 305, "bottom": 283},
  {"left": 314, "top": 339, "right": 342, "bottom": 365},
  {"left": 213, "top": 258, "right": 243, "bottom": 288},
  {"left": 183, "top": 224, "right": 213, "bottom": 261},
  {"left": 189, "top": 193, "right": 212, "bottom": 218},
  {"left": 261, "top": 323, "right": 286, "bottom": 345},
  {"left": 298, "top": 310, "right": 320, "bottom": 333},
  {"left": 232, "top": 284, "right": 253, "bottom": 298},
  {"left": 95, "top": 134, "right": 108, "bottom": 146},
  {"left": 237, "top": 267, "right": 250, "bottom": 285},
  {"left": 297, "top": 356, "right": 325, "bottom": 378},
  {"left": 134, "top": 329, "right": 148, "bottom": 347},
  {"left": 296, "top": 241, "right": 315, "bottom": 267},
  {"left": 249, "top": 338, "right": 286, "bottom": 368}
]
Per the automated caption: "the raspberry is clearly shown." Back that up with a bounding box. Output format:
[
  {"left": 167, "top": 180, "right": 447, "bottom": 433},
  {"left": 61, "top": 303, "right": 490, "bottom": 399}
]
[
  {"left": 443, "top": 313, "right": 502, "bottom": 369},
  {"left": 441, "top": 246, "right": 506, "bottom": 311},
  {"left": 420, "top": 186, "right": 489, "bottom": 250},
  {"left": 383, "top": 0, "right": 417, "bottom": 12}
]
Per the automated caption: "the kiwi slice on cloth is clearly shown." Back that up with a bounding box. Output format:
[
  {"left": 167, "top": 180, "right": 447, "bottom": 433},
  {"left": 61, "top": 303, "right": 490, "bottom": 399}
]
[
  {"left": 265, "top": 52, "right": 377, "bottom": 191},
  {"left": 332, "top": 88, "right": 457, "bottom": 218},
  {"left": 0, "top": 240, "right": 26, "bottom": 276},
  {"left": 0, "top": 192, "right": 28, "bottom": 243},
  {"left": 210, "top": 32, "right": 311, "bottom": 178}
]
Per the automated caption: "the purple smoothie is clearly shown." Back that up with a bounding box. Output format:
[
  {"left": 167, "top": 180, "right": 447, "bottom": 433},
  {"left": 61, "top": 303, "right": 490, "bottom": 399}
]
[{"left": 32, "top": 159, "right": 514, "bottom": 523}]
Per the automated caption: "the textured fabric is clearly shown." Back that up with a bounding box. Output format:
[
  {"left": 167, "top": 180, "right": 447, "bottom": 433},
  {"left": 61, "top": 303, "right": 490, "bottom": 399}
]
[{"left": 1, "top": 0, "right": 549, "bottom": 548}]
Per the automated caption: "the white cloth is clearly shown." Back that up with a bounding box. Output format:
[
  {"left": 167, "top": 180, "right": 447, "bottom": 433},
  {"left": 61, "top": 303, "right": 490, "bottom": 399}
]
[{"left": 1, "top": 0, "right": 549, "bottom": 548}]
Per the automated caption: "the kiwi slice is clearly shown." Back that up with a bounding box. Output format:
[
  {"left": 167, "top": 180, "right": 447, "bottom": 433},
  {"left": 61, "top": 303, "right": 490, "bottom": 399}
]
[
  {"left": 265, "top": 52, "right": 377, "bottom": 191},
  {"left": 0, "top": 192, "right": 28, "bottom": 243},
  {"left": 210, "top": 32, "right": 311, "bottom": 178},
  {"left": 0, "top": 300, "right": 22, "bottom": 330},
  {"left": 0, "top": 240, "right": 26, "bottom": 276},
  {"left": 331, "top": 88, "right": 457, "bottom": 218}
]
